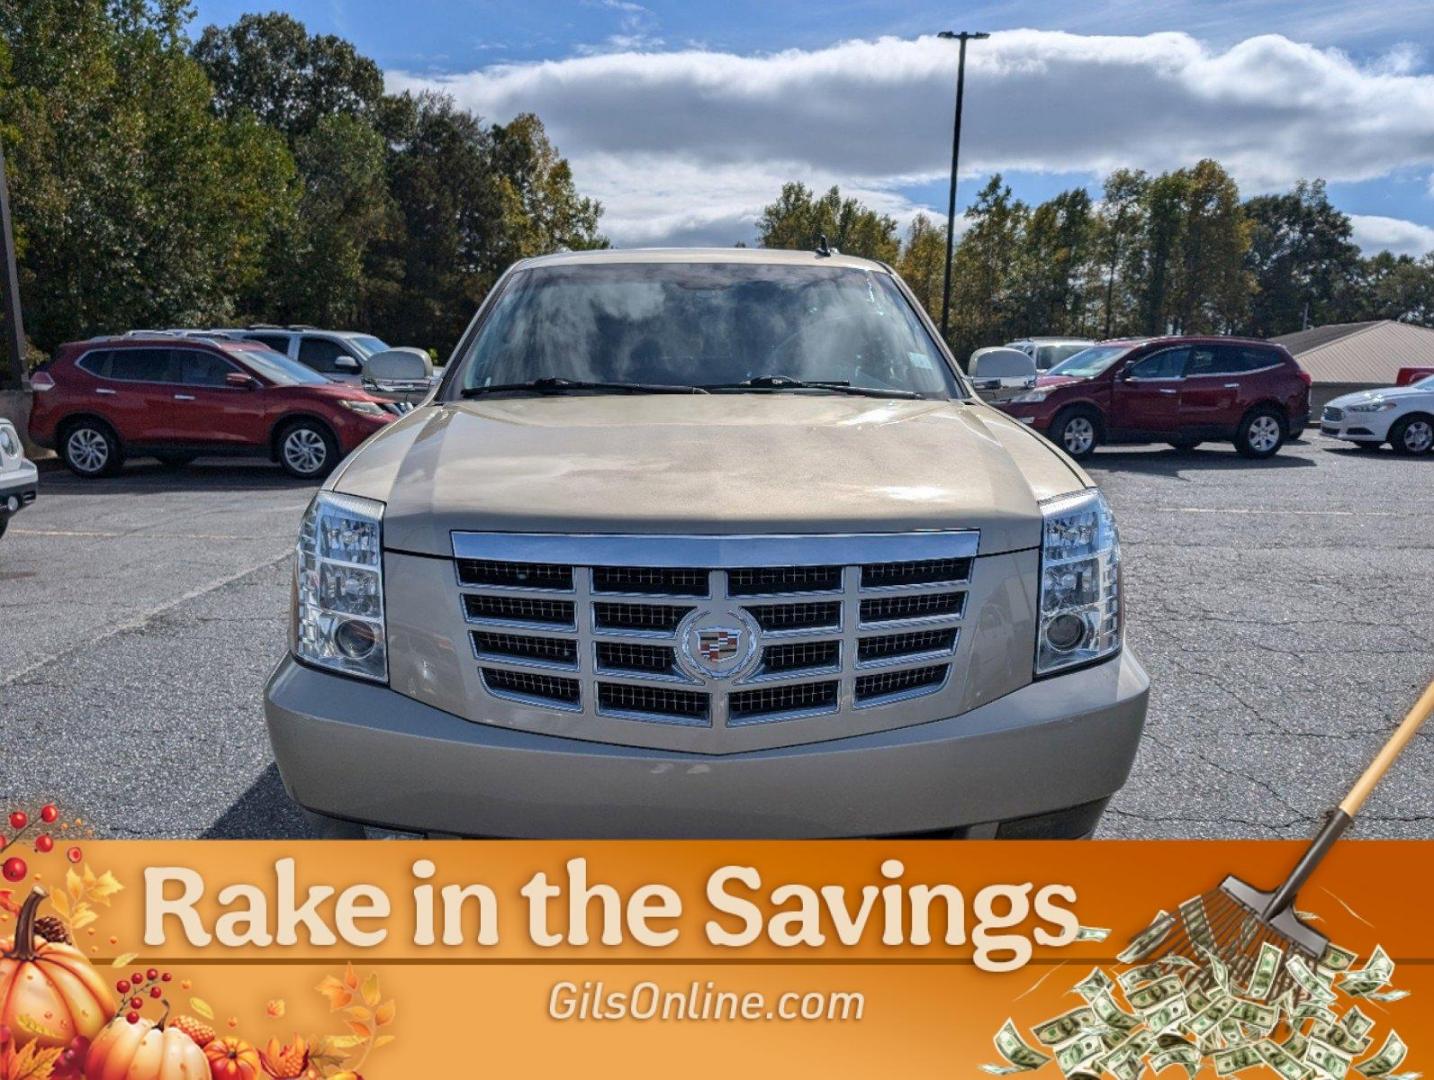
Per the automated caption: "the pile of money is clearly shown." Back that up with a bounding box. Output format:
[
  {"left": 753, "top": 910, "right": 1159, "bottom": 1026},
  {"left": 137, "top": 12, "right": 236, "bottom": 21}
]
[{"left": 983, "top": 903, "right": 1415, "bottom": 1080}]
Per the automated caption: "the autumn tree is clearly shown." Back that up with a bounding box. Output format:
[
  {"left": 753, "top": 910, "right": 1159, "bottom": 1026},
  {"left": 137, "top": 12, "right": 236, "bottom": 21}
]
[
  {"left": 1242, "top": 179, "right": 1361, "bottom": 336},
  {"left": 757, "top": 183, "right": 900, "bottom": 262}
]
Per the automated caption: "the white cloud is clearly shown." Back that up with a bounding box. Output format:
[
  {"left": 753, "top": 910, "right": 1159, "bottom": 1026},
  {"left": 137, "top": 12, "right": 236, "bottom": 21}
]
[
  {"left": 1349, "top": 214, "right": 1434, "bottom": 256},
  {"left": 389, "top": 29, "right": 1434, "bottom": 249}
]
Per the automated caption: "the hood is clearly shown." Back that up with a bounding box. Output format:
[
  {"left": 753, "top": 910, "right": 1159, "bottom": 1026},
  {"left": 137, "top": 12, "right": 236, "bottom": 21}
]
[
  {"left": 288, "top": 381, "right": 385, "bottom": 404},
  {"left": 1329, "top": 384, "right": 1432, "bottom": 407},
  {"left": 1035, "top": 374, "right": 1083, "bottom": 388},
  {"left": 332, "top": 395, "right": 1089, "bottom": 557}
]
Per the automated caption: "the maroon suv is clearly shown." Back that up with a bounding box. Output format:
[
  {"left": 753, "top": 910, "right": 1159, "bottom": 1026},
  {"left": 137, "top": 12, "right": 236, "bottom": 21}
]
[
  {"left": 29, "top": 337, "right": 396, "bottom": 479},
  {"left": 995, "top": 336, "right": 1311, "bottom": 460}
]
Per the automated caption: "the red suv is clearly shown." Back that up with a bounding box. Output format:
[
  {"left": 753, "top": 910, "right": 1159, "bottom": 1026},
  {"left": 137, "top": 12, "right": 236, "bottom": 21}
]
[
  {"left": 995, "top": 336, "right": 1311, "bottom": 460},
  {"left": 29, "top": 337, "right": 396, "bottom": 479}
]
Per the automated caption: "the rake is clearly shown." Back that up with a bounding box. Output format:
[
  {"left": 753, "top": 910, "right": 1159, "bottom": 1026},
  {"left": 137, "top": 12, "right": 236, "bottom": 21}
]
[{"left": 1134, "top": 676, "right": 1434, "bottom": 1003}]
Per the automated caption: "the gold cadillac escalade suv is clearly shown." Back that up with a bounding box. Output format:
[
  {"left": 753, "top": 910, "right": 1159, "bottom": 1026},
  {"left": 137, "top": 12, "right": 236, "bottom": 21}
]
[{"left": 264, "top": 248, "right": 1149, "bottom": 838}]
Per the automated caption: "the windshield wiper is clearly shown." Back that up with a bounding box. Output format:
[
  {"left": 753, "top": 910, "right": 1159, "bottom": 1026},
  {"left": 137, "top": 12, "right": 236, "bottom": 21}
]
[
  {"left": 461, "top": 377, "right": 708, "bottom": 397},
  {"left": 701, "top": 374, "right": 922, "bottom": 399}
]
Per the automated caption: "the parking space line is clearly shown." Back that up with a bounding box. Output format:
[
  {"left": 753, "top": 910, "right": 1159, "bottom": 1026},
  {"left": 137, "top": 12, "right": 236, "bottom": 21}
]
[{"left": 1154, "top": 507, "right": 1401, "bottom": 517}]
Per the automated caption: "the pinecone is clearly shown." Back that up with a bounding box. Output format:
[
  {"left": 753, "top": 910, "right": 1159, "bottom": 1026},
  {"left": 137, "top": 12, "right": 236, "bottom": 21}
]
[
  {"left": 33, "top": 915, "right": 70, "bottom": 944},
  {"left": 170, "top": 1015, "right": 216, "bottom": 1048}
]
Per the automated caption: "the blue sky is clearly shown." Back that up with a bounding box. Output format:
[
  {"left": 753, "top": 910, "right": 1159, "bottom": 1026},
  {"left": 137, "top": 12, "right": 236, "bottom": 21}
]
[{"left": 189, "top": 1, "right": 1434, "bottom": 252}]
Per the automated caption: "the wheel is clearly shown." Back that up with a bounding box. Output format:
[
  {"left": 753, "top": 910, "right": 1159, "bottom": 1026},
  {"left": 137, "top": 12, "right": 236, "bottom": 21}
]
[
  {"left": 154, "top": 453, "right": 197, "bottom": 468},
  {"left": 1168, "top": 439, "right": 1201, "bottom": 451},
  {"left": 61, "top": 420, "right": 124, "bottom": 478},
  {"left": 1390, "top": 415, "right": 1434, "bottom": 455},
  {"left": 1050, "top": 408, "right": 1100, "bottom": 460},
  {"left": 0, "top": 516, "right": 7, "bottom": 539},
  {"left": 277, "top": 419, "right": 339, "bottom": 479},
  {"left": 1235, "top": 407, "right": 1285, "bottom": 459}
]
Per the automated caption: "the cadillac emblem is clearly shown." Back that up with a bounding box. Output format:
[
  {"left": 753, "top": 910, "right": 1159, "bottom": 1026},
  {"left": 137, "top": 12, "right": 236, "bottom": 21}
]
[{"left": 677, "top": 608, "right": 760, "bottom": 680}]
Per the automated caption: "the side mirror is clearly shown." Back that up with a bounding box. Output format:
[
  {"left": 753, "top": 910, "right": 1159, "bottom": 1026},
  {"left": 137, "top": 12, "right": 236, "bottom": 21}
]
[
  {"left": 968, "top": 347, "right": 1038, "bottom": 394},
  {"left": 333, "top": 355, "right": 361, "bottom": 373},
  {"left": 362, "top": 347, "right": 434, "bottom": 403},
  {"left": 226, "top": 371, "right": 260, "bottom": 390}
]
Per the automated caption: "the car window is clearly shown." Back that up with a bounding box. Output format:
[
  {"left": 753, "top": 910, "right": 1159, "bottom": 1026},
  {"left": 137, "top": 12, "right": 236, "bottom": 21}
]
[
  {"left": 107, "top": 348, "right": 176, "bottom": 383},
  {"left": 230, "top": 346, "right": 330, "bottom": 386},
  {"left": 1186, "top": 345, "right": 1275, "bottom": 376},
  {"left": 174, "top": 349, "right": 238, "bottom": 387},
  {"left": 347, "top": 335, "right": 390, "bottom": 357},
  {"left": 246, "top": 333, "right": 292, "bottom": 353},
  {"left": 1125, "top": 348, "right": 1189, "bottom": 380},
  {"left": 298, "top": 337, "right": 353, "bottom": 373},
  {"left": 1036, "top": 343, "right": 1093, "bottom": 370},
  {"left": 1048, "top": 345, "right": 1130, "bottom": 379},
  {"left": 77, "top": 351, "right": 114, "bottom": 378}
]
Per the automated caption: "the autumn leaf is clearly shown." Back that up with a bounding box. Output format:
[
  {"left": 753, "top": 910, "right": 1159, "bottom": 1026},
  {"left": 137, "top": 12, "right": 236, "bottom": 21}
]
[
  {"left": 265, "top": 999, "right": 285, "bottom": 1019},
  {"left": 47, "top": 891, "right": 69, "bottom": 920},
  {"left": 360, "top": 972, "right": 380, "bottom": 1008},
  {"left": 373, "top": 1000, "right": 395, "bottom": 1027},
  {"left": 65, "top": 869, "right": 83, "bottom": 904},
  {"left": 3, "top": 1041, "right": 64, "bottom": 1080},
  {"left": 316, "top": 975, "right": 353, "bottom": 1010},
  {"left": 0, "top": 890, "right": 19, "bottom": 917},
  {"left": 344, "top": 1020, "right": 371, "bottom": 1040},
  {"left": 343, "top": 963, "right": 359, "bottom": 990},
  {"left": 110, "top": 952, "right": 137, "bottom": 968},
  {"left": 342, "top": 1006, "right": 371, "bottom": 1025},
  {"left": 190, "top": 997, "right": 215, "bottom": 1020},
  {"left": 86, "top": 868, "right": 123, "bottom": 905},
  {"left": 373, "top": 1034, "right": 396, "bottom": 1049}
]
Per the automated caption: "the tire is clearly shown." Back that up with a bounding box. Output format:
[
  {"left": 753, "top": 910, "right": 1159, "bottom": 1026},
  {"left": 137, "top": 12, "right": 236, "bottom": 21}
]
[
  {"left": 1234, "top": 407, "right": 1285, "bottom": 459},
  {"left": 154, "top": 453, "right": 197, "bottom": 468},
  {"left": 276, "top": 419, "right": 339, "bottom": 479},
  {"left": 1168, "top": 439, "right": 1201, "bottom": 451},
  {"left": 61, "top": 419, "right": 124, "bottom": 478},
  {"left": 1390, "top": 414, "right": 1434, "bottom": 455},
  {"left": 1050, "top": 407, "right": 1100, "bottom": 460},
  {"left": 0, "top": 516, "right": 7, "bottom": 540}
]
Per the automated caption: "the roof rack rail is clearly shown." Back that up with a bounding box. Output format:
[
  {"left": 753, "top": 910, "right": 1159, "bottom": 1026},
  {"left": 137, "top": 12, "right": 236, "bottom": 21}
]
[
  {"left": 287, "top": 324, "right": 318, "bottom": 330},
  {"left": 246, "top": 323, "right": 284, "bottom": 330}
]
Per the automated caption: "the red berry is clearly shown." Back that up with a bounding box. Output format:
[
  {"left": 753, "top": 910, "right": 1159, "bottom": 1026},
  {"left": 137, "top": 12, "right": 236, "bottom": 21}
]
[
  {"left": 66, "top": 846, "right": 82, "bottom": 864},
  {"left": 131, "top": 972, "right": 143, "bottom": 985},
  {"left": 116, "top": 980, "right": 130, "bottom": 994},
  {"left": 126, "top": 1012, "right": 139, "bottom": 1024},
  {"left": 2, "top": 857, "right": 26, "bottom": 882},
  {"left": 8, "top": 811, "right": 26, "bottom": 831},
  {"left": 40, "top": 805, "right": 58, "bottom": 824},
  {"left": 35, "top": 835, "right": 53, "bottom": 853},
  {"left": 149, "top": 986, "right": 162, "bottom": 999},
  {"left": 161, "top": 972, "right": 172, "bottom": 982},
  {"left": 146, "top": 968, "right": 159, "bottom": 981},
  {"left": 129, "top": 997, "right": 143, "bottom": 1010}
]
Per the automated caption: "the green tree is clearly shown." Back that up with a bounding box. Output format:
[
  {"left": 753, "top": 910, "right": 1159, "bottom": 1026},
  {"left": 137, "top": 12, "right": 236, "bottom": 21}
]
[
  {"left": 192, "top": 11, "right": 383, "bottom": 139},
  {"left": 894, "top": 213, "right": 947, "bottom": 321},
  {"left": 1242, "top": 179, "right": 1360, "bottom": 336},
  {"left": 1013, "top": 188, "right": 1095, "bottom": 336},
  {"left": 945, "top": 175, "right": 1028, "bottom": 362},
  {"left": 1092, "top": 169, "right": 1148, "bottom": 338},
  {"left": 757, "top": 183, "right": 900, "bottom": 262},
  {"left": 1168, "top": 159, "right": 1251, "bottom": 333}
]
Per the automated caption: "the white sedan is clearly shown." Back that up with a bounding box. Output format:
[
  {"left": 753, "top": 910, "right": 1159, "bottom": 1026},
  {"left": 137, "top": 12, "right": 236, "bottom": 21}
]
[
  {"left": 1320, "top": 374, "right": 1434, "bottom": 454},
  {"left": 0, "top": 417, "right": 38, "bottom": 539}
]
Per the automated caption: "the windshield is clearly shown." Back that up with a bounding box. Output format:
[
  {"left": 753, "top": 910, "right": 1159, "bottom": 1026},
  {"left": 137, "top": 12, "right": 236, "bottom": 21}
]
[
  {"left": 347, "top": 335, "right": 390, "bottom": 357},
  {"left": 1048, "top": 345, "right": 1132, "bottom": 380},
  {"left": 232, "top": 347, "right": 330, "bottom": 386},
  {"left": 454, "top": 263, "right": 960, "bottom": 398},
  {"left": 1036, "top": 343, "right": 1094, "bottom": 370},
  {"left": 1415, "top": 374, "right": 1434, "bottom": 389}
]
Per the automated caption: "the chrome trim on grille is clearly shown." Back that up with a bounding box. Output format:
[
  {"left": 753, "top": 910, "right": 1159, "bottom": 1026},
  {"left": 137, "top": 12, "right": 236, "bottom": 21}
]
[{"left": 452, "top": 531, "right": 975, "bottom": 727}]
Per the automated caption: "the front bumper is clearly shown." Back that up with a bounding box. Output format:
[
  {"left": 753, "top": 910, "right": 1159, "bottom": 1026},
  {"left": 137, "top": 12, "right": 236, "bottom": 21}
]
[
  {"left": 265, "top": 649, "right": 1149, "bottom": 838},
  {"left": 0, "top": 462, "right": 38, "bottom": 520},
  {"left": 1320, "top": 414, "right": 1393, "bottom": 442}
]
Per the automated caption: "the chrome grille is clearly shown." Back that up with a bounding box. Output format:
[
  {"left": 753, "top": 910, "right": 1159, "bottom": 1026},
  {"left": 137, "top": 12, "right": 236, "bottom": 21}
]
[
  {"left": 453, "top": 531, "right": 976, "bottom": 730},
  {"left": 1323, "top": 405, "right": 1345, "bottom": 422}
]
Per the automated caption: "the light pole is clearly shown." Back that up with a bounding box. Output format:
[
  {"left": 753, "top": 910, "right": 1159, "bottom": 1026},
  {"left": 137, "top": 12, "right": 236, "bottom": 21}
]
[{"left": 937, "top": 30, "right": 988, "bottom": 345}]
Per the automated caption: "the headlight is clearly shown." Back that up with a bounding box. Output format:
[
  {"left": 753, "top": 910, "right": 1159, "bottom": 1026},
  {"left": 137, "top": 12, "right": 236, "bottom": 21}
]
[
  {"left": 1011, "top": 386, "right": 1054, "bottom": 403},
  {"left": 1346, "top": 399, "right": 1396, "bottom": 413},
  {"left": 340, "top": 399, "right": 387, "bottom": 416},
  {"left": 1036, "top": 489, "right": 1121, "bottom": 676},
  {"left": 0, "top": 425, "right": 17, "bottom": 456},
  {"left": 294, "top": 492, "right": 387, "bottom": 682}
]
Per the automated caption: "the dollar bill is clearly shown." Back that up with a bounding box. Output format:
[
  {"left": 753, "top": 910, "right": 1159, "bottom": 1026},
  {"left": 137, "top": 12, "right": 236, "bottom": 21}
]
[
  {"left": 1294, "top": 1001, "right": 1339, "bottom": 1028},
  {"left": 1179, "top": 896, "right": 1216, "bottom": 952},
  {"left": 1128, "top": 975, "right": 1185, "bottom": 1014},
  {"left": 1355, "top": 1032, "right": 1407, "bottom": 1078},
  {"left": 1343, "top": 1008, "right": 1375, "bottom": 1040},
  {"left": 1361, "top": 989, "right": 1409, "bottom": 1004},
  {"left": 1311, "top": 1021, "right": 1373, "bottom": 1057},
  {"left": 984, "top": 1019, "right": 1053, "bottom": 1074},
  {"left": 1307, "top": 1037, "right": 1354, "bottom": 1079},
  {"left": 1214, "top": 1045, "right": 1264, "bottom": 1075},
  {"left": 1260, "top": 1039, "right": 1313, "bottom": 1080},
  {"left": 1340, "top": 947, "right": 1394, "bottom": 996},
  {"left": 1283, "top": 1032, "right": 1310, "bottom": 1059},
  {"left": 1034, "top": 1007, "right": 1099, "bottom": 1047},
  {"left": 1319, "top": 943, "right": 1358, "bottom": 973},
  {"left": 1074, "top": 968, "right": 1114, "bottom": 1002},
  {"left": 1146, "top": 997, "right": 1191, "bottom": 1034},
  {"left": 1118, "top": 912, "right": 1176, "bottom": 965},
  {"left": 1057, "top": 1033, "right": 1107, "bottom": 1076},
  {"left": 1288, "top": 955, "right": 1339, "bottom": 1005},
  {"left": 1246, "top": 941, "right": 1284, "bottom": 1001},
  {"left": 1076, "top": 925, "right": 1112, "bottom": 942},
  {"left": 1151, "top": 1044, "right": 1201, "bottom": 1078},
  {"left": 1091, "top": 991, "right": 1141, "bottom": 1034},
  {"left": 1188, "top": 997, "right": 1237, "bottom": 1039},
  {"left": 1200, "top": 946, "right": 1232, "bottom": 994}
]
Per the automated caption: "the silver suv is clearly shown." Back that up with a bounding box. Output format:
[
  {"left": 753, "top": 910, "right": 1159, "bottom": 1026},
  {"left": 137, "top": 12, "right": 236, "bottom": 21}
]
[
  {"left": 264, "top": 249, "right": 1149, "bottom": 838},
  {"left": 214, "top": 326, "right": 394, "bottom": 384}
]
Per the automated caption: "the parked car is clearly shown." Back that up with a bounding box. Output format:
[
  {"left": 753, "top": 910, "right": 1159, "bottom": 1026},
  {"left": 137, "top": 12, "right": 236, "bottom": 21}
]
[
  {"left": 994, "top": 336, "right": 1311, "bottom": 460},
  {"left": 0, "top": 417, "right": 37, "bottom": 540},
  {"left": 264, "top": 247, "right": 1149, "bottom": 840},
  {"left": 1321, "top": 373, "right": 1434, "bottom": 454},
  {"left": 216, "top": 326, "right": 395, "bottom": 384},
  {"left": 1005, "top": 337, "right": 1096, "bottom": 371},
  {"left": 28, "top": 336, "right": 395, "bottom": 479}
]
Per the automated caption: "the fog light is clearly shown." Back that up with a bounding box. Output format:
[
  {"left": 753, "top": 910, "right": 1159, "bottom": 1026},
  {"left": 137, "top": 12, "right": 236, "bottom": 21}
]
[
  {"left": 334, "top": 618, "right": 379, "bottom": 660},
  {"left": 1045, "top": 611, "right": 1087, "bottom": 652},
  {"left": 4, "top": 496, "right": 16, "bottom": 513}
]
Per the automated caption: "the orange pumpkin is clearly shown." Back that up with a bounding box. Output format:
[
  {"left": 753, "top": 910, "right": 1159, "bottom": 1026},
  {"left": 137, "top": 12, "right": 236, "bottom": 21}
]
[
  {"left": 85, "top": 1014, "right": 209, "bottom": 1080},
  {"left": 0, "top": 887, "right": 115, "bottom": 1050},
  {"left": 204, "top": 1036, "right": 260, "bottom": 1080}
]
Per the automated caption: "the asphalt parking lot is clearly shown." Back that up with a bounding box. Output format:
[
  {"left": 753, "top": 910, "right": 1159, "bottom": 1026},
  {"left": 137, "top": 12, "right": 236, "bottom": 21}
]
[{"left": 0, "top": 435, "right": 1429, "bottom": 840}]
